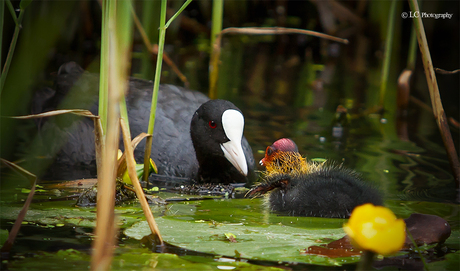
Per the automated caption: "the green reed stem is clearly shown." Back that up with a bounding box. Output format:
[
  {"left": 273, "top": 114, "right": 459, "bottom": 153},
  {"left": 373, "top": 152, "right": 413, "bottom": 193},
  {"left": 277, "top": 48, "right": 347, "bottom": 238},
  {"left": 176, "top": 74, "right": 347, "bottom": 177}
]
[
  {"left": 406, "top": 22, "right": 417, "bottom": 71},
  {"left": 379, "top": 0, "right": 397, "bottom": 108},
  {"left": 406, "top": 229, "right": 429, "bottom": 271},
  {"left": 143, "top": 0, "right": 167, "bottom": 183},
  {"left": 209, "top": 0, "right": 224, "bottom": 99},
  {"left": 146, "top": 0, "right": 166, "bottom": 136},
  {"left": 356, "top": 250, "right": 375, "bottom": 271},
  {"left": 165, "top": 0, "right": 192, "bottom": 29},
  {"left": 98, "top": 0, "right": 109, "bottom": 133},
  {"left": 92, "top": 0, "right": 133, "bottom": 269},
  {"left": 211, "top": 0, "right": 224, "bottom": 50},
  {"left": 406, "top": 0, "right": 423, "bottom": 71},
  {"left": 0, "top": 0, "right": 26, "bottom": 96},
  {"left": 117, "top": 0, "right": 134, "bottom": 136}
]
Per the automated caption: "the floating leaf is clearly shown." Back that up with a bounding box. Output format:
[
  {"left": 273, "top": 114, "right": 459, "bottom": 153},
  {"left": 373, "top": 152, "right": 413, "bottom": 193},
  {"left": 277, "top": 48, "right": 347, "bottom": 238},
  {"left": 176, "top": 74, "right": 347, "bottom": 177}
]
[{"left": 125, "top": 216, "right": 351, "bottom": 265}]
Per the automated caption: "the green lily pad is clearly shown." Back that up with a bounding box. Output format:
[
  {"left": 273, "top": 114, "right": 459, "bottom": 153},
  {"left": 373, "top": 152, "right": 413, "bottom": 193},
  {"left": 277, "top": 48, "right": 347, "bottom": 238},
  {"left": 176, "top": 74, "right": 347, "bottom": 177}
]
[{"left": 124, "top": 216, "right": 353, "bottom": 266}]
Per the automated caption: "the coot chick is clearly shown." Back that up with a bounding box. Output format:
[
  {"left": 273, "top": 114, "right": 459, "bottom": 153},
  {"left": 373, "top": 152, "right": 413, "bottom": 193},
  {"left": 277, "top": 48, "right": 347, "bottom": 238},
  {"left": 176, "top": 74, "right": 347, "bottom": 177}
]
[
  {"left": 31, "top": 62, "right": 255, "bottom": 184},
  {"left": 249, "top": 138, "right": 383, "bottom": 218}
]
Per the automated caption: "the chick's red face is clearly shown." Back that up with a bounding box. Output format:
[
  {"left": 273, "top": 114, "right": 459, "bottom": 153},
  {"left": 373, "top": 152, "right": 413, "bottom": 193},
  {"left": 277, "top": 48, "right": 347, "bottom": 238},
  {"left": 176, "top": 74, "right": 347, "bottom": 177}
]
[{"left": 260, "top": 145, "right": 278, "bottom": 166}]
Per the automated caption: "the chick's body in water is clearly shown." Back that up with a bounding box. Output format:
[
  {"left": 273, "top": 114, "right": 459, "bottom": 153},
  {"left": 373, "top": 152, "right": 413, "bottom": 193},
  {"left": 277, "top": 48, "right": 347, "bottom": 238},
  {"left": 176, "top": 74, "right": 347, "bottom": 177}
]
[{"left": 250, "top": 138, "right": 383, "bottom": 218}]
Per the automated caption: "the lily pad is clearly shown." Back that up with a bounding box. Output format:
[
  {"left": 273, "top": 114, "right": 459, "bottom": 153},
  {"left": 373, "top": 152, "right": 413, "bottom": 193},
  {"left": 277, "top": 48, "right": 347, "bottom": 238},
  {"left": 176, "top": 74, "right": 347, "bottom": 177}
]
[{"left": 125, "top": 216, "right": 354, "bottom": 265}]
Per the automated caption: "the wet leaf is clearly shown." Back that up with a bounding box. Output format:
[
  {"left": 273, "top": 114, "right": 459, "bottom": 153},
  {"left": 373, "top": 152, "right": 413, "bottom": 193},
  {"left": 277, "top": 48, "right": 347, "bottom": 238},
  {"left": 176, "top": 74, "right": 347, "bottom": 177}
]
[{"left": 124, "top": 216, "right": 351, "bottom": 265}]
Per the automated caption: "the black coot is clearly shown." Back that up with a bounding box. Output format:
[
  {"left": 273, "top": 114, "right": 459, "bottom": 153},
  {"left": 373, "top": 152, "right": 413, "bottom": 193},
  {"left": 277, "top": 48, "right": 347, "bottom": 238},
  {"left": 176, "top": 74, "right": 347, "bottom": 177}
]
[
  {"left": 32, "top": 62, "right": 255, "bottom": 184},
  {"left": 249, "top": 138, "right": 383, "bottom": 218}
]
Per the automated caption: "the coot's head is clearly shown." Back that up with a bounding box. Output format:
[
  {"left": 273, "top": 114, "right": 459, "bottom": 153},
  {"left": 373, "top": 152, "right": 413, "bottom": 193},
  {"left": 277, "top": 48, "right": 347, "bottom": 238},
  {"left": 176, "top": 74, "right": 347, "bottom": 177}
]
[{"left": 191, "top": 99, "right": 249, "bottom": 182}]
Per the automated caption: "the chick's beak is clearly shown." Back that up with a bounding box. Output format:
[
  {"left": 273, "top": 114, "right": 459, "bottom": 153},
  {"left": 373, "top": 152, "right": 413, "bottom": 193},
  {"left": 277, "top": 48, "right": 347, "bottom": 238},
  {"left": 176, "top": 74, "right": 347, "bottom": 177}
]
[{"left": 259, "top": 157, "right": 267, "bottom": 166}]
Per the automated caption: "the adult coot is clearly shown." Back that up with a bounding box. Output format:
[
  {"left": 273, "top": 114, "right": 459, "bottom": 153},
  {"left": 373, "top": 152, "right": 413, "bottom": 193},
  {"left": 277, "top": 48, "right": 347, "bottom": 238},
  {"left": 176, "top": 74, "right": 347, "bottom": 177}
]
[
  {"left": 248, "top": 138, "right": 383, "bottom": 218},
  {"left": 32, "top": 62, "right": 255, "bottom": 184}
]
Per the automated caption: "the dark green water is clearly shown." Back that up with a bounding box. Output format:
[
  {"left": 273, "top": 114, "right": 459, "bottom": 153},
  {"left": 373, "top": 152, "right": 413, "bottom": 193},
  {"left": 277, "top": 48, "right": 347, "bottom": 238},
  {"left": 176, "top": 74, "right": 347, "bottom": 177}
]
[
  {"left": 1, "top": 1, "right": 459, "bottom": 269},
  {"left": 2, "top": 61, "right": 459, "bottom": 269}
]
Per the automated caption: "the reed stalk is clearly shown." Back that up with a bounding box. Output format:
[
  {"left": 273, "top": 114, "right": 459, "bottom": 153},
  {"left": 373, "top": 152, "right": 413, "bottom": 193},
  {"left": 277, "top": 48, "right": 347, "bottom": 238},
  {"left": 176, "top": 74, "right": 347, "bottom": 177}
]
[
  {"left": 91, "top": 2, "right": 118, "bottom": 269},
  {"left": 0, "top": 0, "right": 28, "bottom": 95},
  {"left": 211, "top": 0, "right": 224, "bottom": 54},
  {"left": 143, "top": 0, "right": 167, "bottom": 184},
  {"left": 408, "top": 0, "right": 460, "bottom": 185},
  {"left": 120, "top": 120, "right": 164, "bottom": 246},
  {"left": 98, "top": 0, "right": 109, "bottom": 133},
  {"left": 0, "top": 159, "right": 37, "bottom": 253},
  {"left": 165, "top": 0, "right": 192, "bottom": 29},
  {"left": 209, "top": 0, "right": 224, "bottom": 99},
  {"left": 356, "top": 250, "right": 375, "bottom": 271},
  {"left": 406, "top": 229, "right": 429, "bottom": 271},
  {"left": 406, "top": 22, "right": 418, "bottom": 71},
  {"left": 91, "top": 0, "right": 133, "bottom": 269},
  {"left": 378, "top": 0, "right": 397, "bottom": 108}
]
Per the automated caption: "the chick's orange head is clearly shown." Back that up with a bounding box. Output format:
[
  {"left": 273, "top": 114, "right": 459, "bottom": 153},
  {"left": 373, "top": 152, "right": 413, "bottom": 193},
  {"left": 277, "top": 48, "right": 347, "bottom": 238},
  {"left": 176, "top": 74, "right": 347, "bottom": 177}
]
[{"left": 260, "top": 138, "right": 299, "bottom": 166}]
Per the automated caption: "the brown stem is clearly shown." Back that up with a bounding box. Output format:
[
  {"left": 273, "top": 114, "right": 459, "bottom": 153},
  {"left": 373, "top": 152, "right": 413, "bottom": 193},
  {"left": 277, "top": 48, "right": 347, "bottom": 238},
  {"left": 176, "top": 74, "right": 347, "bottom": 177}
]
[
  {"left": 0, "top": 160, "right": 37, "bottom": 253},
  {"left": 120, "top": 119, "right": 164, "bottom": 246},
  {"left": 409, "top": 0, "right": 460, "bottom": 186}
]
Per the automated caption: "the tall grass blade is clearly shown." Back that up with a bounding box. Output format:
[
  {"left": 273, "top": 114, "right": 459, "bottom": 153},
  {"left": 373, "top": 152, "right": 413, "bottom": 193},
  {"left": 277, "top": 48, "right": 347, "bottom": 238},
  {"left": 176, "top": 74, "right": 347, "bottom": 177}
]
[
  {"left": 98, "top": 0, "right": 109, "bottom": 134},
  {"left": 209, "top": 0, "right": 224, "bottom": 99},
  {"left": 210, "top": 0, "right": 223, "bottom": 52},
  {"left": 378, "top": 0, "right": 396, "bottom": 108},
  {"left": 165, "top": 0, "right": 193, "bottom": 29},
  {"left": 0, "top": 1, "right": 26, "bottom": 95},
  {"left": 91, "top": 0, "right": 133, "bottom": 269},
  {"left": 143, "top": 0, "right": 167, "bottom": 184}
]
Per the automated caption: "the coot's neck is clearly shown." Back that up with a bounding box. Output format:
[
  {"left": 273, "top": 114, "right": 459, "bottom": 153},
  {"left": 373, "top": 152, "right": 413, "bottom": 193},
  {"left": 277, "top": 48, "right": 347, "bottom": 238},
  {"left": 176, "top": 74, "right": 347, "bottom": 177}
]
[{"left": 196, "top": 155, "right": 246, "bottom": 184}]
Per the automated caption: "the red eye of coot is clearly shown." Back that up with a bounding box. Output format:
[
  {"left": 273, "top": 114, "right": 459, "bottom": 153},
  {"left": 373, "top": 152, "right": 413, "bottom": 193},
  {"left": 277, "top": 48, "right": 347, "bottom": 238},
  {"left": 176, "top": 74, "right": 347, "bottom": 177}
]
[{"left": 209, "top": 120, "right": 217, "bottom": 129}]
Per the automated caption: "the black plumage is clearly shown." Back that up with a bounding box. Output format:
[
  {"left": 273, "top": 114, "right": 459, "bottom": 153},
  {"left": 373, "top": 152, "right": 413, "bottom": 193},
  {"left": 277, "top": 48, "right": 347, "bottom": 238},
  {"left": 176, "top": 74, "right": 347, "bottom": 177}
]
[
  {"left": 31, "top": 62, "right": 255, "bottom": 184},
  {"left": 249, "top": 138, "right": 383, "bottom": 218},
  {"left": 264, "top": 168, "right": 383, "bottom": 218}
]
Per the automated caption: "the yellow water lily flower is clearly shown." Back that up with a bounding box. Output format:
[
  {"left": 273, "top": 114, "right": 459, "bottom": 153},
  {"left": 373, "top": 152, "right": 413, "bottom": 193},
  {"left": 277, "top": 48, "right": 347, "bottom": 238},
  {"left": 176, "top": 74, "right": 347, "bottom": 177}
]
[{"left": 343, "top": 203, "right": 406, "bottom": 255}]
